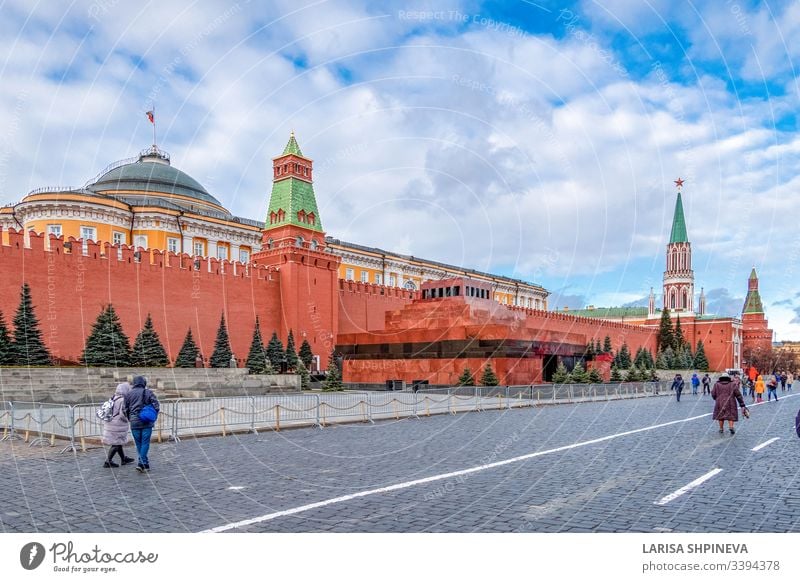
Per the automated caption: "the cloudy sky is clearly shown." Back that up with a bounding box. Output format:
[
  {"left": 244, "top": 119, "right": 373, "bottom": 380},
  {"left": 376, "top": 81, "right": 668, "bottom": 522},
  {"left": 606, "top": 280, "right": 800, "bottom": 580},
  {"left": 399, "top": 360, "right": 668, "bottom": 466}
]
[{"left": 1, "top": 0, "right": 799, "bottom": 338}]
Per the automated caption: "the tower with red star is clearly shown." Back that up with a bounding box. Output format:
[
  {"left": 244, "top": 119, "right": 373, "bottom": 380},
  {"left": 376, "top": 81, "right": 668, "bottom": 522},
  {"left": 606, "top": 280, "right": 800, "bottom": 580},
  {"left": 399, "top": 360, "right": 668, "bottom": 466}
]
[{"left": 663, "top": 178, "right": 695, "bottom": 314}]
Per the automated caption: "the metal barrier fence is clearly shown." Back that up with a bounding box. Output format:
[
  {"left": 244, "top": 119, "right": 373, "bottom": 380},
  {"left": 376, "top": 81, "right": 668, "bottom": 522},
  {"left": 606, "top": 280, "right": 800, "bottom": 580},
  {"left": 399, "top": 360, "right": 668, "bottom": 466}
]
[{"left": 0, "top": 382, "right": 668, "bottom": 453}]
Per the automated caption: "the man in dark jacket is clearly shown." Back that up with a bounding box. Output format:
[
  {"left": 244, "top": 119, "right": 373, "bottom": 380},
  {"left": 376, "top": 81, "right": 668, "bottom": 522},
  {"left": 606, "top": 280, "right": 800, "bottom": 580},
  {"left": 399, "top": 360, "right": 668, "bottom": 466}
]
[
  {"left": 701, "top": 373, "right": 711, "bottom": 395},
  {"left": 123, "top": 376, "right": 160, "bottom": 472},
  {"left": 671, "top": 374, "right": 685, "bottom": 402}
]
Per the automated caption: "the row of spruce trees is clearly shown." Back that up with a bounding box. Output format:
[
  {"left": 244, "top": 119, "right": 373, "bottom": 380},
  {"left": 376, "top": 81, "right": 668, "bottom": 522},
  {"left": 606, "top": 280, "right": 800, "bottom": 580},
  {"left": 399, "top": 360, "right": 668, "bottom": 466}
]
[
  {"left": 656, "top": 308, "right": 709, "bottom": 371},
  {"left": 456, "top": 363, "right": 500, "bottom": 386},
  {"left": 1, "top": 282, "right": 348, "bottom": 391},
  {"left": 80, "top": 305, "right": 317, "bottom": 372}
]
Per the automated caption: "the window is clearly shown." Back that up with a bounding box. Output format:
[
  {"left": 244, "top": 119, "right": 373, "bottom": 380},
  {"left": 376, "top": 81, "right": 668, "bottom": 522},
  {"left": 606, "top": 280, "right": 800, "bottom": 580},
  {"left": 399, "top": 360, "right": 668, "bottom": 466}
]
[
  {"left": 167, "top": 237, "right": 179, "bottom": 254},
  {"left": 345, "top": 268, "right": 354, "bottom": 281},
  {"left": 134, "top": 235, "right": 147, "bottom": 250},
  {"left": 389, "top": 275, "right": 396, "bottom": 287},
  {"left": 194, "top": 241, "right": 205, "bottom": 256},
  {"left": 81, "top": 226, "right": 97, "bottom": 254},
  {"left": 310, "top": 239, "right": 318, "bottom": 251},
  {"left": 374, "top": 273, "right": 383, "bottom": 285},
  {"left": 361, "top": 271, "right": 369, "bottom": 283},
  {"left": 217, "top": 245, "right": 228, "bottom": 260},
  {"left": 47, "top": 224, "right": 62, "bottom": 237},
  {"left": 239, "top": 249, "right": 250, "bottom": 263},
  {"left": 81, "top": 226, "right": 96, "bottom": 242},
  {"left": 404, "top": 280, "right": 417, "bottom": 291},
  {"left": 267, "top": 238, "right": 274, "bottom": 249},
  {"left": 112, "top": 232, "right": 125, "bottom": 246},
  {"left": 296, "top": 235, "right": 304, "bottom": 248}
]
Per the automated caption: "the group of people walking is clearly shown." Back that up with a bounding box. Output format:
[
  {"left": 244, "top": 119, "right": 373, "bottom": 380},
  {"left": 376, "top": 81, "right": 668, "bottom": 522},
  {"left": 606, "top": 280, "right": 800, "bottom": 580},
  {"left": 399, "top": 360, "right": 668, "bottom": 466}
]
[
  {"left": 670, "top": 369, "right": 795, "bottom": 436},
  {"left": 101, "top": 375, "right": 160, "bottom": 473}
]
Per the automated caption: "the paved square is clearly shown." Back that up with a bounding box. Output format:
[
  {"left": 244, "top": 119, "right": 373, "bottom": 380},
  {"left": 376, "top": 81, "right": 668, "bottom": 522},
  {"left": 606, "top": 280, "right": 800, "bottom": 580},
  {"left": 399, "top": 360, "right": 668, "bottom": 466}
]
[{"left": 2, "top": 393, "right": 799, "bottom": 533}]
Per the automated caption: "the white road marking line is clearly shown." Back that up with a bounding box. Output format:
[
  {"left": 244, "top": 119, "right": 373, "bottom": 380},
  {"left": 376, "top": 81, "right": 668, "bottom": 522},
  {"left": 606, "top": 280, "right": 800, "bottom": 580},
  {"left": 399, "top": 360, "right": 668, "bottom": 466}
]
[
  {"left": 202, "top": 411, "right": 713, "bottom": 533},
  {"left": 752, "top": 437, "right": 780, "bottom": 452},
  {"left": 227, "top": 486, "right": 246, "bottom": 491},
  {"left": 654, "top": 469, "right": 722, "bottom": 506}
]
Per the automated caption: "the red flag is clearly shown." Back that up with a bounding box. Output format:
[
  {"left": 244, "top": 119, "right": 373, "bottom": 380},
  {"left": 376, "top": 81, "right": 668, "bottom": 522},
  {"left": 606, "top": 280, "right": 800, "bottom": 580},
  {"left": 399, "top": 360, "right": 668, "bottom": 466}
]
[{"left": 146, "top": 110, "right": 154, "bottom": 124}]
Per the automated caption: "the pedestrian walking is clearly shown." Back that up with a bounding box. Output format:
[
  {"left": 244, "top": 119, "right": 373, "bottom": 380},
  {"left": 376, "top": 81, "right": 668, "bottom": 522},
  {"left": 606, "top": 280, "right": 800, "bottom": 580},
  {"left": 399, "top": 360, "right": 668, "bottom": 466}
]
[
  {"left": 755, "top": 375, "right": 765, "bottom": 403},
  {"left": 767, "top": 375, "right": 779, "bottom": 401},
  {"left": 691, "top": 373, "right": 700, "bottom": 395},
  {"left": 711, "top": 373, "right": 748, "bottom": 435},
  {"left": 101, "top": 382, "right": 136, "bottom": 468},
  {"left": 780, "top": 371, "right": 787, "bottom": 392},
  {"left": 701, "top": 373, "right": 711, "bottom": 395},
  {"left": 123, "top": 376, "right": 160, "bottom": 473},
  {"left": 788, "top": 371, "right": 794, "bottom": 392},
  {"left": 671, "top": 373, "right": 685, "bottom": 402}
]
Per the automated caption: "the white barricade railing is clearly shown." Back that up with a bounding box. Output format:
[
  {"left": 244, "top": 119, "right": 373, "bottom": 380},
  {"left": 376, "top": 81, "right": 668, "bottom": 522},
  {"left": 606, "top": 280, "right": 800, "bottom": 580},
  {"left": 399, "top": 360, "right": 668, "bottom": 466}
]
[{"left": 1, "top": 381, "right": 670, "bottom": 453}]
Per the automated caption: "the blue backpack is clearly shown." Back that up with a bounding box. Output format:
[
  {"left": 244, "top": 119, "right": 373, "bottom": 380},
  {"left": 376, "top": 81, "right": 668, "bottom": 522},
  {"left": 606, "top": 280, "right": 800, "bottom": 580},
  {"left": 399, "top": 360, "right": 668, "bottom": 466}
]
[{"left": 139, "top": 403, "right": 158, "bottom": 423}]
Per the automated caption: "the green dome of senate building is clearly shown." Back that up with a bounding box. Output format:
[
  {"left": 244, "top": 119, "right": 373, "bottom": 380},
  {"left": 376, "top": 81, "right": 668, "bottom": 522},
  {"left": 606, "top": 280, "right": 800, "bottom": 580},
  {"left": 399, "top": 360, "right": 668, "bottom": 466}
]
[{"left": 88, "top": 146, "right": 226, "bottom": 211}]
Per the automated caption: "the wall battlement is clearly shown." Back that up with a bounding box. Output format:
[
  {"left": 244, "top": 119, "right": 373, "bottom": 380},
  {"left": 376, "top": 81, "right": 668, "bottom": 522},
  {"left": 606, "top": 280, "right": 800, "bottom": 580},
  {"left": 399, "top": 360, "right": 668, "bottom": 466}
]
[{"left": 0, "top": 227, "right": 282, "bottom": 365}]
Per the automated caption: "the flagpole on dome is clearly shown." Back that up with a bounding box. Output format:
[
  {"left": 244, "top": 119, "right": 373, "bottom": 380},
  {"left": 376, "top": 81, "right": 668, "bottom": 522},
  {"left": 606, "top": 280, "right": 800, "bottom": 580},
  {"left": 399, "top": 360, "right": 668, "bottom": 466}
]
[{"left": 146, "top": 106, "right": 156, "bottom": 148}]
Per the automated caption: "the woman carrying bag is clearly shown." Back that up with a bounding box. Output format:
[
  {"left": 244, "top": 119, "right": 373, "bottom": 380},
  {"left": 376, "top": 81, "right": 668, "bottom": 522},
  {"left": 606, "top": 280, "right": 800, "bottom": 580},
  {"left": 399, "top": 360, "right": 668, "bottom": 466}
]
[{"left": 712, "top": 373, "right": 749, "bottom": 435}]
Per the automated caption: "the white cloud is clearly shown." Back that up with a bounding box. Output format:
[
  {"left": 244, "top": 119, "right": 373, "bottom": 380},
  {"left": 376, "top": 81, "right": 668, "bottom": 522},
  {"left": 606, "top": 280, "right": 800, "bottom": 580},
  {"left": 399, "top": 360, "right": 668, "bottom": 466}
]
[{"left": 1, "top": 1, "right": 799, "bottom": 335}]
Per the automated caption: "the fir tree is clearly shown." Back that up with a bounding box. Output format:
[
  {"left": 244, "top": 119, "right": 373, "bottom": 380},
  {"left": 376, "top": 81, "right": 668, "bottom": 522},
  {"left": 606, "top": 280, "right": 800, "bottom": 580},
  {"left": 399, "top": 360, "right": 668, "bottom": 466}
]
[
  {"left": 457, "top": 366, "right": 475, "bottom": 386},
  {"left": 285, "top": 329, "right": 299, "bottom": 372},
  {"left": 480, "top": 362, "right": 499, "bottom": 386},
  {"left": 603, "top": 335, "right": 613, "bottom": 354},
  {"left": 655, "top": 348, "right": 668, "bottom": 370},
  {"left": 633, "top": 347, "right": 646, "bottom": 369},
  {"left": 694, "top": 340, "right": 709, "bottom": 371},
  {"left": 624, "top": 367, "right": 640, "bottom": 382},
  {"left": 299, "top": 339, "right": 314, "bottom": 370},
  {"left": 209, "top": 313, "right": 233, "bottom": 368},
  {"left": 585, "top": 341, "right": 595, "bottom": 358},
  {"left": 245, "top": 317, "right": 269, "bottom": 374},
  {"left": 131, "top": 314, "right": 169, "bottom": 367},
  {"left": 552, "top": 362, "right": 569, "bottom": 383},
  {"left": 297, "top": 360, "right": 310, "bottom": 389},
  {"left": 657, "top": 308, "right": 673, "bottom": 352},
  {"left": 11, "top": 283, "right": 51, "bottom": 366},
  {"left": 673, "top": 315, "right": 685, "bottom": 352},
  {"left": 662, "top": 346, "right": 676, "bottom": 369},
  {"left": 323, "top": 352, "right": 343, "bottom": 391},
  {"left": 610, "top": 365, "right": 623, "bottom": 382},
  {"left": 649, "top": 368, "right": 659, "bottom": 381},
  {"left": 569, "top": 362, "right": 589, "bottom": 384},
  {"left": 587, "top": 367, "right": 603, "bottom": 384},
  {"left": 266, "top": 332, "right": 284, "bottom": 371},
  {"left": 0, "top": 311, "right": 13, "bottom": 365},
  {"left": 595, "top": 339, "right": 603, "bottom": 355},
  {"left": 678, "top": 346, "right": 692, "bottom": 369},
  {"left": 175, "top": 328, "right": 201, "bottom": 368},
  {"left": 80, "top": 305, "right": 131, "bottom": 367},
  {"left": 617, "top": 343, "right": 632, "bottom": 369},
  {"left": 646, "top": 349, "right": 656, "bottom": 369}
]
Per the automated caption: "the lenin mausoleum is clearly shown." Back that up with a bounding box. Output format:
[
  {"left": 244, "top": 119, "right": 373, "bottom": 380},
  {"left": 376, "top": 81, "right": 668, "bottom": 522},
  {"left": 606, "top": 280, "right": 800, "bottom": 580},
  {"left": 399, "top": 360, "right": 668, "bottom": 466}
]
[{"left": 0, "top": 134, "right": 771, "bottom": 383}]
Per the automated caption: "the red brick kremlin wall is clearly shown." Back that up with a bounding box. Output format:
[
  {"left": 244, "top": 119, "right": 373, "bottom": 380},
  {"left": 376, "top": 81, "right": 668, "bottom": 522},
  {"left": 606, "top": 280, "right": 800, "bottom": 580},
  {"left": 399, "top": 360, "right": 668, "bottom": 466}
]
[
  {"left": 0, "top": 228, "right": 282, "bottom": 365},
  {"left": 338, "top": 280, "right": 418, "bottom": 334}
]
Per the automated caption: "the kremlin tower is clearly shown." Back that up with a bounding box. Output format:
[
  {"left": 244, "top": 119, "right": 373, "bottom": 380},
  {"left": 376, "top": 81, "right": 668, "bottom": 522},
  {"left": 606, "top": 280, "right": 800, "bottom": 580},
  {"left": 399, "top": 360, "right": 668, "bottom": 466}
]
[
  {"left": 741, "top": 268, "right": 773, "bottom": 364},
  {"left": 662, "top": 179, "right": 695, "bottom": 315}
]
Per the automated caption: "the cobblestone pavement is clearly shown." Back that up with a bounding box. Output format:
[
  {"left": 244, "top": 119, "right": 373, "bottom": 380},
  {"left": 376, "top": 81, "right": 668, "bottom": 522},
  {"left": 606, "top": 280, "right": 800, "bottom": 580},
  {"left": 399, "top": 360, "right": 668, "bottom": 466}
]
[{"left": 2, "top": 391, "right": 799, "bottom": 533}]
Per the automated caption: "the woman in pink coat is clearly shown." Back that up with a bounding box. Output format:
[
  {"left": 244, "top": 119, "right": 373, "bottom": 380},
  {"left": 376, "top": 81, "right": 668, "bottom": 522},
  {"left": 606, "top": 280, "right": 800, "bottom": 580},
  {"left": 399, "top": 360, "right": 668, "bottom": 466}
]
[{"left": 102, "top": 382, "right": 136, "bottom": 468}]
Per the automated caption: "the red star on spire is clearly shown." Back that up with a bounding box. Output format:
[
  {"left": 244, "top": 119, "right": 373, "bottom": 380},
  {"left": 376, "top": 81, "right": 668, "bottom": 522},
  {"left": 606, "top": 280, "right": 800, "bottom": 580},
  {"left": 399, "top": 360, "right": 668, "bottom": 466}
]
[{"left": 674, "top": 177, "right": 684, "bottom": 188}]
